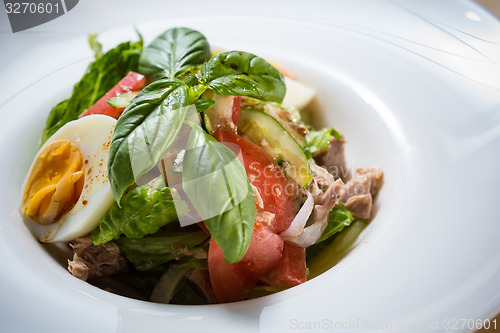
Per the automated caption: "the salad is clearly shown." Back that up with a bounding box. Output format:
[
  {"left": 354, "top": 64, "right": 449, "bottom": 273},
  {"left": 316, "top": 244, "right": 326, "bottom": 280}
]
[{"left": 20, "top": 27, "right": 383, "bottom": 304}]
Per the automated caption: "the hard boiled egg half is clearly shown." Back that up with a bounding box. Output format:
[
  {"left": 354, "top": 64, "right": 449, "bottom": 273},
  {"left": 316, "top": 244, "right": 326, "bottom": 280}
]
[{"left": 21, "top": 115, "right": 116, "bottom": 243}]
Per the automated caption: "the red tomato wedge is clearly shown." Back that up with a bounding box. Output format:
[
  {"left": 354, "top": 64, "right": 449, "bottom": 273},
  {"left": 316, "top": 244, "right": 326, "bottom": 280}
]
[
  {"left": 208, "top": 224, "right": 284, "bottom": 303},
  {"left": 197, "top": 221, "right": 210, "bottom": 235},
  {"left": 262, "top": 242, "right": 307, "bottom": 289},
  {"left": 231, "top": 96, "right": 242, "bottom": 124},
  {"left": 207, "top": 130, "right": 298, "bottom": 302},
  {"left": 79, "top": 71, "right": 146, "bottom": 119},
  {"left": 215, "top": 129, "right": 295, "bottom": 233}
]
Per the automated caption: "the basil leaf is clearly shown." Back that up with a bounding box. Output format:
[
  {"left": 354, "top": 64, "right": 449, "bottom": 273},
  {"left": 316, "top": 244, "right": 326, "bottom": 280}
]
[
  {"left": 108, "top": 78, "right": 193, "bottom": 202},
  {"left": 182, "top": 124, "right": 256, "bottom": 263},
  {"left": 201, "top": 51, "right": 286, "bottom": 103},
  {"left": 91, "top": 178, "right": 188, "bottom": 245},
  {"left": 139, "top": 27, "right": 211, "bottom": 80},
  {"left": 317, "top": 202, "right": 354, "bottom": 243},
  {"left": 194, "top": 97, "right": 215, "bottom": 113},
  {"left": 116, "top": 230, "right": 209, "bottom": 271},
  {"left": 304, "top": 127, "right": 342, "bottom": 158},
  {"left": 182, "top": 72, "right": 201, "bottom": 86},
  {"left": 41, "top": 39, "right": 142, "bottom": 144}
]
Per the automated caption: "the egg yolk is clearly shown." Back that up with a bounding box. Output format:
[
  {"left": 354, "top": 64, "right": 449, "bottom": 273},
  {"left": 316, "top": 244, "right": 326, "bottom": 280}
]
[{"left": 22, "top": 140, "right": 85, "bottom": 225}]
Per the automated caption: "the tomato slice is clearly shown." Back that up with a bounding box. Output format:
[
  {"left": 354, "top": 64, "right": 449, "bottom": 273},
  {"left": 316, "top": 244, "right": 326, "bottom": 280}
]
[
  {"left": 262, "top": 242, "right": 307, "bottom": 289},
  {"left": 197, "top": 222, "right": 210, "bottom": 235},
  {"left": 207, "top": 130, "right": 298, "bottom": 302},
  {"left": 79, "top": 71, "right": 146, "bottom": 119},
  {"left": 215, "top": 129, "right": 295, "bottom": 233},
  {"left": 231, "top": 96, "right": 242, "bottom": 124},
  {"left": 208, "top": 224, "right": 284, "bottom": 303}
]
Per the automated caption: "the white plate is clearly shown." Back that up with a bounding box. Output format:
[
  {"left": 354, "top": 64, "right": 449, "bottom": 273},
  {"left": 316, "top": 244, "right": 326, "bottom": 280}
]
[{"left": 1, "top": 1, "right": 500, "bottom": 332}]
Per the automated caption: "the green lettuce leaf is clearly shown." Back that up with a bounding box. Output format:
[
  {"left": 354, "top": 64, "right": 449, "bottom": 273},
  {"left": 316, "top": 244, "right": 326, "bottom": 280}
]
[
  {"left": 41, "top": 38, "right": 142, "bottom": 144},
  {"left": 88, "top": 34, "right": 103, "bottom": 59},
  {"left": 317, "top": 202, "right": 354, "bottom": 244},
  {"left": 91, "top": 178, "right": 188, "bottom": 245},
  {"left": 171, "top": 256, "right": 208, "bottom": 269},
  {"left": 304, "top": 127, "right": 342, "bottom": 158},
  {"left": 307, "top": 220, "right": 366, "bottom": 279},
  {"left": 116, "top": 230, "right": 208, "bottom": 271}
]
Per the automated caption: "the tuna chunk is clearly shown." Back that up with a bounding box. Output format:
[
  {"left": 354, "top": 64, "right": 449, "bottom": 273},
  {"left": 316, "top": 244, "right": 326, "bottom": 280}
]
[
  {"left": 340, "top": 167, "right": 383, "bottom": 219},
  {"left": 68, "top": 237, "right": 129, "bottom": 281},
  {"left": 344, "top": 194, "right": 372, "bottom": 220},
  {"left": 341, "top": 167, "right": 383, "bottom": 201},
  {"left": 314, "top": 136, "right": 347, "bottom": 180},
  {"left": 309, "top": 164, "right": 343, "bottom": 209}
]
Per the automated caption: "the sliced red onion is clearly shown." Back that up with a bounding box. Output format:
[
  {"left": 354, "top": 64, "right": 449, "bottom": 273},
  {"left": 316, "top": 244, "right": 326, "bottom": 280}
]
[
  {"left": 279, "top": 191, "right": 314, "bottom": 238},
  {"left": 282, "top": 220, "right": 327, "bottom": 248}
]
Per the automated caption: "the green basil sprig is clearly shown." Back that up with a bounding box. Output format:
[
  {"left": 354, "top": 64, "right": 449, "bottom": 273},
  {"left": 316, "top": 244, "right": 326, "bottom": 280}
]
[
  {"left": 139, "top": 27, "right": 211, "bottom": 80},
  {"left": 107, "top": 28, "right": 286, "bottom": 263},
  {"left": 182, "top": 124, "right": 256, "bottom": 263},
  {"left": 201, "top": 51, "right": 286, "bottom": 103}
]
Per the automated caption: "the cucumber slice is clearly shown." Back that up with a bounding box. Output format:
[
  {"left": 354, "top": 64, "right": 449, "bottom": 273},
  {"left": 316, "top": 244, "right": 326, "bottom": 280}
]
[
  {"left": 107, "top": 91, "right": 139, "bottom": 108},
  {"left": 263, "top": 103, "right": 306, "bottom": 146},
  {"left": 238, "top": 107, "right": 312, "bottom": 188},
  {"left": 241, "top": 97, "right": 306, "bottom": 146}
]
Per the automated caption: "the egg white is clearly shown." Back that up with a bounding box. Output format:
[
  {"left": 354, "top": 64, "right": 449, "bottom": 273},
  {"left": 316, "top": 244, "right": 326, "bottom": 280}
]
[
  {"left": 281, "top": 76, "right": 316, "bottom": 110},
  {"left": 22, "top": 115, "right": 117, "bottom": 242}
]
